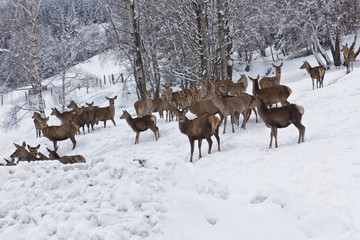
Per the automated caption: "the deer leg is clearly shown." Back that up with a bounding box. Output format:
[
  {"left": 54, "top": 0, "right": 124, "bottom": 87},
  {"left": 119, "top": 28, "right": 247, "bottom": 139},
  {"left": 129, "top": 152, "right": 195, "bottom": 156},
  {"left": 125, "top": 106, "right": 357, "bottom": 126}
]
[
  {"left": 241, "top": 111, "right": 247, "bottom": 129},
  {"left": 223, "top": 115, "right": 227, "bottom": 134},
  {"left": 111, "top": 118, "right": 116, "bottom": 126},
  {"left": 135, "top": 132, "right": 140, "bottom": 144},
  {"left": 311, "top": 78, "right": 314, "bottom": 90},
  {"left": 70, "top": 137, "right": 76, "bottom": 150},
  {"left": 198, "top": 139, "right": 203, "bottom": 159},
  {"left": 231, "top": 114, "right": 235, "bottom": 133},
  {"left": 272, "top": 127, "right": 278, "bottom": 148},
  {"left": 269, "top": 129, "right": 274, "bottom": 148},
  {"left": 151, "top": 126, "right": 158, "bottom": 141},
  {"left": 189, "top": 138, "right": 195, "bottom": 162},
  {"left": 293, "top": 121, "right": 306, "bottom": 143},
  {"left": 206, "top": 137, "right": 213, "bottom": 154},
  {"left": 53, "top": 140, "right": 58, "bottom": 150},
  {"left": 214, "top": 132, "right": 220, "bottom": 152},
  {"left": 104, "top": 120, "right": 107, "bottom": 128}
]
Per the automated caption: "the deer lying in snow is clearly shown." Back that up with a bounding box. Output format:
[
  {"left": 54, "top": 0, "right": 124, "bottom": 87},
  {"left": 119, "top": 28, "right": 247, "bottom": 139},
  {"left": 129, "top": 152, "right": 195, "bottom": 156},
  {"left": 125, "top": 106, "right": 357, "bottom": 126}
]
[
  {"left": 256, "top": 96, "right": 305, "bottom": 148},
  {"left": 120, "top": 110, "right": 159, "bottom": 144},
  {"left": 27, "top": 144, "right": 49, "bottom": 160},
  {"left": 10, "top": 141, "right": 38, "bottom": 162},
  {"left": 47, "top": 147, "right": 86, "bottom": 164}
]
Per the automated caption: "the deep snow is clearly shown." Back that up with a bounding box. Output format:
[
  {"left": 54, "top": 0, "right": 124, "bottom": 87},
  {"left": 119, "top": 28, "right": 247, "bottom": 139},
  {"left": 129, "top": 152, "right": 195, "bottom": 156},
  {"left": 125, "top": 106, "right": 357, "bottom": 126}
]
[{"left": 0, "top": 52, "right": 360, "bottom": 240}]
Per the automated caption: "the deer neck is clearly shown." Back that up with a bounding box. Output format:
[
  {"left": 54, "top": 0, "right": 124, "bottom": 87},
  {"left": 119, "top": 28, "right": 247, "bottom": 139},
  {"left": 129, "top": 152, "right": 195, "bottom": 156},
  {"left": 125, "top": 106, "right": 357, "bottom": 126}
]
[
  {"left": 252, "top": 79, "right": 259, "bottom": 96},
  {"left": 207, "top": 92, "right": 226, "bottom": 110},
  {"left": 179, "top": 117, "right": 191, "bottom": 134}
]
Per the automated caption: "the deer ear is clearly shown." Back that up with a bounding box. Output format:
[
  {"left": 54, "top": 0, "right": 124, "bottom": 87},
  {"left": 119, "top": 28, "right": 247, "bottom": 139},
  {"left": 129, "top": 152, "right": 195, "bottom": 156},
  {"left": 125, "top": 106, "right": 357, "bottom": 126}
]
[
  {"left": 114, "top": 96, "right": 117, "bottom": 100},
  {"left": 105, "top": 96, "right": 109, "bottom": 100},
  {"left": 22, "top": 141, "right": 26, "bottom": 148},
  {"left": 280, "top": 62, "right": 283, "bottom": 67},
  {"left": 14, "top": 143, "right": 21, "bottom": 149},
  {"left": 36, "top": 144, "right": 40, "bottom": 149}
]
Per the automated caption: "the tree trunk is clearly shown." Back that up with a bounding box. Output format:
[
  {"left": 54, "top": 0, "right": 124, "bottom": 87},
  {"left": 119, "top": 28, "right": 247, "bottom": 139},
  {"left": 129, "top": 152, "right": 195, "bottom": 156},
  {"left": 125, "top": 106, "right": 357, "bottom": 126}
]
[
  {"left": 29, "top": 2, "right": 45, "bottom": 117},
  {"left": 126, "top": 0, "right": 146, "bottom": 100},
  {"left": 217, "top": 0, "right": 227, "bottom": 80},
  {"left": 196, "top": 0, "right": 211, "bottom": 78}
]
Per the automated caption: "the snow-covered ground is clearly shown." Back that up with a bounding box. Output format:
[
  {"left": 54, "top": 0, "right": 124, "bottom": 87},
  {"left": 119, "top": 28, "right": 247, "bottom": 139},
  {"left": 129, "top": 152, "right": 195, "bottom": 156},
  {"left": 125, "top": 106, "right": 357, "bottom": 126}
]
[{"left": 0, "top": 52, "right": 360, "bottom": 240}]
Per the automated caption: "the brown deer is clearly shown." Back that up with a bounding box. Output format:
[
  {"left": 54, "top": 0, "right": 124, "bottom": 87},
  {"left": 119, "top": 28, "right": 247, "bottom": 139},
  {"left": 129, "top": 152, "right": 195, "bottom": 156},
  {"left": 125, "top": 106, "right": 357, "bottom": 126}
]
[
  {"left": 27, "top": 144, "right": 49, "bottom": 160},
  {"left": 120, "top": 110, "right": 160, "bottom": 144},
  {"left": 250, "top": 75, "right": 292, "bottom": 108},
  {"left": 204, "top": 82, "right": 250, "bottom": 134},
  {"left": 175, "top": 101, "right": 221, "bottom": 162},
  {"left": 299, "top": 61, "right": 326, "bottom": 90},
  {"left": 134, "top": 89, "right": 153, "bottom": 117},
  {"left": 151, "top": 98, "right": 164, "bottom": 118},
  {"left": 34, "top": 115, "right": 79, "bottom": 150},
  {"left": 10, "top": 141, "right": 38, "bottom": 162},
  {"left": 67, "top": 100, "right": 93, "bottom": 133},
  {"left": 32, "top": 112, "right": 46, "bottom": 138},
  {"left": 259, "top": 63, "right": 283, "bottom": 88},
  {"left": 255, "top": 96, "right": 305, "bottom": 148},
  {"left": 50, "top": 107, "right": 75, "bottom": 124},
  {"left": 47, "top": 147, "right": 86, "bottom": 164},
  {"left": 341, "top": 44, "right": 355, "bottom": 74},
  {"left": 238, "top": 74, "right": 248, "bottom": 91},
  {"left": 3, "top": 158, "right": 16, "bottom": 166},
  {"left": 93, "top": 96, "right": 117, "bottom": 128}
]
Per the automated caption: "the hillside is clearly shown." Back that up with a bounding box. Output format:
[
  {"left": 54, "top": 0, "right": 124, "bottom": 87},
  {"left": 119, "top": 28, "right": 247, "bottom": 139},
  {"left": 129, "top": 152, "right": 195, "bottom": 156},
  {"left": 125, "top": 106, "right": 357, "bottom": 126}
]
[{"left": 0, "top": 54, "right": 360, "bottom": 240}]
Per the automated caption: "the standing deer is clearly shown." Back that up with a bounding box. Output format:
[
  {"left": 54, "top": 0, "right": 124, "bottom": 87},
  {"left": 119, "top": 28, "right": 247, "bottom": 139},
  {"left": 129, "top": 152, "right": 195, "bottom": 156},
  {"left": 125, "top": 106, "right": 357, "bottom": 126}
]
[
  {"left": 175, "top": 100, "right": 221, "bottom": 162},
  {"left": 93, "top": 96, "right": 117, "bottom": 128},
  {"left": 50, "top": 107, "right": 75, "bottom": 124},
  {"left": 33, "top": 115, "right": 79, "bottom": 150},
  {"left": 32, "top": 112, "right": 46, "bottom": 138},
  {"left": 250, "top": 75, "right": 292, "bottom": 108},
  {"left": 259, "top": 63, "right": 283, "bottom": 88},
  {"left": 120, "top": 110, "right": 159, "bottom": 144},
  {"left": 134, "top": 89, "right": 153, "bottom": 117},
  {"left": 300, "top": 61, "right": 326, "bottom": 90},
  {"left": 256, "top": 97, "right": 305, "bottom": 148},
  {"left": 341, "top": 44, "right": 355, "bottom": 74},
  {"left": 204, "top": 81, "right": 250, "bottom": 133}
]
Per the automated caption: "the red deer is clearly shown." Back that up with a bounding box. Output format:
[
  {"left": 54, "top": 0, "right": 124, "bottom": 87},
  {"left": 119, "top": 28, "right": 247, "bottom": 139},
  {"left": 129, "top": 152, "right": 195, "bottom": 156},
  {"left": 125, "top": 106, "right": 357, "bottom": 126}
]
[
  {"left": 34, "top": 115, "right": 79, "bottom": 150},
  {"left": 256, "top": 96, "right": 305, "bottom": 148},
  {"left": 67, "top": 100, "right": 93, "bottom": 134},
  {"left": 93, "top": 96, "right": 117, "bottom": 128},
  {"left": 47, "top": 147, "right": 86, "bottom": 164},
  {"left": 120, "top": 110, "right": 160, "bottom": 144},
  {"left": 175, "top": 101, "right": 221, "bottom": 162},
  {"left": 204, "top": 82, "right": 250, "bottom": 134},
  {"left": 134, "top": 89, "right": 153, "bottom": 117},
  {"left": 341, "top": 44, "right": 355, "bottom": 74},
  {"left": 259, "top": 63, "right": 283, "bottom": 88},
  {"left": 27, "top": 144, "right": 49, "bottom": 160},
  {"left": 2, "top": 158, "right": 16, "bottom": 166},
  {"left": 50, "top": 107, "right": 75, "bottom": 124},
  {"left": 10, "top": 141, "right": 38, "bottom": 162},
  {"left": 250, "top": 75, "right": 292, "bottom": 108},
  {"left": 32, "top": 112, "right": 46, "bottom": 138},
  {"left": 151, "top": 98, "right": 164, "bottom": 118},
  {"left": 299, "top": 61, "right": 326, "bottom": 90}
]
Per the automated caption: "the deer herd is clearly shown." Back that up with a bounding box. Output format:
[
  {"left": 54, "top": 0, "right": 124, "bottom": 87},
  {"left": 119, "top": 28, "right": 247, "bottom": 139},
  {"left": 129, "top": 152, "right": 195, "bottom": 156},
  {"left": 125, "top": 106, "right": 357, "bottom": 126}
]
[{"left": 2, "top": 51, "right": 356, "bottom": 165}]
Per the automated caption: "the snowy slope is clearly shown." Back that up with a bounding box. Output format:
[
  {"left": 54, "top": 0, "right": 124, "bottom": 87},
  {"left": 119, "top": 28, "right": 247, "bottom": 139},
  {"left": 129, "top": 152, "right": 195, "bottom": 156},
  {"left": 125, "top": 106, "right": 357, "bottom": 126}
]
[{"left": 0, "top": 53, "right": 360, "bottom": 240}]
